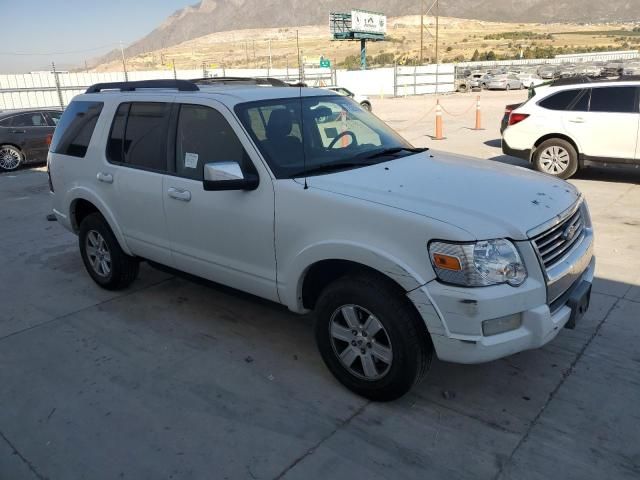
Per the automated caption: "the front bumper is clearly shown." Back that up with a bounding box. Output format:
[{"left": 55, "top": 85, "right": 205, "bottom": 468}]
[{"left": 407, "top": 248, "right": 595, "bottom": 364}]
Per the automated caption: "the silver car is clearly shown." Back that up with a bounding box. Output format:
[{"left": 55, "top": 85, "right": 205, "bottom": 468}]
[{"left": 486, "top": 74, "right": 523, "bottom": 90}]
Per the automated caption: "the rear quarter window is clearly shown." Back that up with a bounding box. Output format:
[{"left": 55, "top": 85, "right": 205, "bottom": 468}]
[{"left": 50, "top": 101, "right": 104, "bottom": 158}]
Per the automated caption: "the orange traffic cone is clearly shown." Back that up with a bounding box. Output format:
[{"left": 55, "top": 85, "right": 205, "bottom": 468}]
[
  {"left": 474, "top": 95, "right": 484, "bottom": 130},
  {"left": 434, "top": 100, "right": 444, "bottom": 140}
]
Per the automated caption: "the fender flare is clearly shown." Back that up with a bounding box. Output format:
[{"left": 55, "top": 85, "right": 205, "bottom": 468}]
[
  {"left": 280, "top": 240, "right": 432, "bottom": 313},
  {"left": 66, "top": 187, "right": 133, "bottom": 256}
]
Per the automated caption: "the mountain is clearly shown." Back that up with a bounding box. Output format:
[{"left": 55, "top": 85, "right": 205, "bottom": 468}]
[{"left": 94, "top": 0, "right": 638, "bottom": 65}]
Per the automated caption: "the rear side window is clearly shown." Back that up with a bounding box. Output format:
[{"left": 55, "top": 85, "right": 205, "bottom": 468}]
[
  {"left": 538, "top": 89, "right": 584, "bottom": 111},
  {"left": 175, "top": 104, "right": 251, "bottom": 181},
  {"left": 12, "top": 112, "right": 47, "bottom": 127},
  {"left": 107, "top": 102, "right": 171, "bottom": 171},
  {"left": 50, "top": 101, "right": 104, "bottom": 158},
  {"left": 0, "top": 117, "right": 11, "bottom": 127},
  {"left": 590, "top": 87, "right": 638, "bottom": 113}
]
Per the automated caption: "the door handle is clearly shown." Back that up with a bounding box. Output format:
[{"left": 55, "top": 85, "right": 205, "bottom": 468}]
[
  {"left": 569, "top": 117, "right": 585, "bottom": 123},
  {"left": 9, "top": 129, "right": 26, "bottom": 134},
  {"left": 96, "top": 172, "right": 113, "bottom": 184},
  {"left": 168, "top": 187, "right": 191, "bottom": 202}
]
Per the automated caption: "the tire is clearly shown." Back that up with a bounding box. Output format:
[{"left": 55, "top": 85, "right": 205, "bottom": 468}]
[
  {"left": 533, "top": 138, "right": 579, "bottom": 180},
  {"left": 0, "top": 145, "right": 24, "bottom": 171},
  {"left": 505, "top": 84, "right": 511, "bottom": 91},
  {"left": 360, "top": 102, "right": 372, "bottom": 112},
  {"left": 79, "top": 213, "right": 139, "bottom": 290},
  {"left": 458, "top": 83, "right": 469, "bottom": 93},
  {"left": 314, "top": 272, "right": 432, "bottom": 401}
]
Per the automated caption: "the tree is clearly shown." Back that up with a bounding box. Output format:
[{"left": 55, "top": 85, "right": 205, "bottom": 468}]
[
  {"left": 471, "top": 49, "right": 480, "bottom": 62},
  {"left": 485, "top": 51, "right": 497, "bottom": 61}
]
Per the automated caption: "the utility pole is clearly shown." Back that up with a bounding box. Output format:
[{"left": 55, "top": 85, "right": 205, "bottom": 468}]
[
  {"left": 245, "top": 41, "right": 249, "bottom": 67},
  {"left": 268, "top": 38, "right": 273, "bottom": 71},
  {"left": 420, "top": 0, "right": 424, "bottom": 64},
  {"left": 120, "top": 40, "right": 128, "bottom": 82},
  {"left": 252, "top": 40, "right": 256, "bottom": 68},
  {"left": 296, "top": 30, "right": 303, "bottom": 81}
]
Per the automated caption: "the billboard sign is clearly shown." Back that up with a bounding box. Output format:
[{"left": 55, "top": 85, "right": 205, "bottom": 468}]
[{"left": 350, "top": 10, "right": 387, "bottom": 35}]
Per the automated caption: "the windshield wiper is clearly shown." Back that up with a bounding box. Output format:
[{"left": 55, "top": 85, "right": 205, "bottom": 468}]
[
  {"left": 291, "top": 161, "right": 378, "bottom": 178},
  {"left": 360, "top": 147, "right": 428, "bottom": 160}
]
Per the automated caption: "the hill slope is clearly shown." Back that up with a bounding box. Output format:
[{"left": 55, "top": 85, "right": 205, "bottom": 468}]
[{"left": 95, "top": 0, "right": 638, "bottom": 64}]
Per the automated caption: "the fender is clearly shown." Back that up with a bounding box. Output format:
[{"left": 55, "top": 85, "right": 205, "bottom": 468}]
[
  {"left": 65, "top": 186, "right": 133, "bottom": 256},
  {"left": 280, "top": 240, "right": 435, "bottom": 313}
]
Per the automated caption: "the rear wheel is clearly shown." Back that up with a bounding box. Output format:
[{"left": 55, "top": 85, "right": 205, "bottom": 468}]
[
  {"left": 360, "top": 101, "right": 372, "bottom": 112},
  {"left": 0, "top": 145, "right": 23, "bottom": 171},
  {"left": 533, "top": 138, "right": 578, "bottom": 179},
  {"left": 79, "top": 213, "right": 139, "bottom": 290},
  {"left": 314, "top": 272, "right": 432, "bottom": 401},
  {"left": 505, "top": 84, "right": 511, "bottom": 91}
]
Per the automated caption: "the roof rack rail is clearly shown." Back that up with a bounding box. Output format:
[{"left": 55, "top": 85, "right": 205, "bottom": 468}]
[
  {"left": 86, "top": 79, "right": 199, "bottom": 94},
  {"left": 548, "top": 75, "right": 640, "bottom": 88},
  {"left": 190, "top": 77, "right": 292, "bottom": 87}
]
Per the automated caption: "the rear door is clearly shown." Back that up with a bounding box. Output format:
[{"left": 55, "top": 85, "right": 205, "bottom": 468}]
[
  {"left": 567, "top": 86, "right": 639, "bottom": 161},
  {"left": 103, "top": 99, "right": 174, "bottom": 265},
  {"left": 4, "top": 112, "right": 51, "bottom": 162}
]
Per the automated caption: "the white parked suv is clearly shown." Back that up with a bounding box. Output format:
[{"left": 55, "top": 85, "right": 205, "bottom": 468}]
[
  {"left": 502, "top": 77, "right": 640, "bottom": 179},
  {"left": 49, "top": 78, "right": 595, "bottom": 400}
]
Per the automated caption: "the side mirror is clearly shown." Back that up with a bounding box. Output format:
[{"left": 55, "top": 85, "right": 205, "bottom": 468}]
[{"left": 203, "top": 161, "right": 259, "bottom": 191}]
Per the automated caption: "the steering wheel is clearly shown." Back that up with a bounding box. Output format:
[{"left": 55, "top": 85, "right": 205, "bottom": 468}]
[{"left": 328, "top": 131, "right": 357, "bottom": 149}]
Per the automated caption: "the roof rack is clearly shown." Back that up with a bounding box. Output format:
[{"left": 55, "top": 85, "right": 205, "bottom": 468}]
[
  {"left": 86, "top": 79, "right": 199, "bottom": 94},
  {"left": 548, "top": 75, "right": 640, "bottom": 88},
  {"left": 191, "top": 77, "right": 292, "bottom": 87}
]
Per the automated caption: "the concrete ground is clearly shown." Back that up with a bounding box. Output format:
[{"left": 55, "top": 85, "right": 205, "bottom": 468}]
[{"left": 1, "top": 92, "right": 640, "bottom": 480}]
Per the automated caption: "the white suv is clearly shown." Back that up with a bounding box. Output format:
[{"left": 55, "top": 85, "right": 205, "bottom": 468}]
[
  {"left": 49, "top": 78, "right": 595, "bottom": 400},
  {"left": 502, "top": 78, "right": 640, "bottom": 179}
]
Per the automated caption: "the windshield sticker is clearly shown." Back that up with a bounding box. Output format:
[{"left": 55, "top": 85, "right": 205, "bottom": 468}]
[{"left": 184, "top": 152, "right": 199, "bottom": 169}]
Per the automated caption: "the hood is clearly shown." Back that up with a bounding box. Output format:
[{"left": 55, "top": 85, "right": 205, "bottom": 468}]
[{"left": 307, "top": 151, "right": 581, "bottom": 241}]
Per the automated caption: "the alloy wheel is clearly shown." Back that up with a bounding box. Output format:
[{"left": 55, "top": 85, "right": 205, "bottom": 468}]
[
  {"left": 329, "top": 304, "right": 393, "bottom": 381},
  {"left": 85, "top": 230, "right": 112, "bottom": 277},
  {"left": 539, "top": 146, "right": 570, "bottom": 175},
  {"left": 0, "top": 147, "right": 21, "bottom": 171}
]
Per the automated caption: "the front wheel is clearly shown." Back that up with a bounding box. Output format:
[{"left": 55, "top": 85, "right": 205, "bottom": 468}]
[
  {"left": 314, "top": 272, "right": 432, "bottom": 401},
  {"left": 360, "top": 101, "right": 372, "bottom": 112},
  {"left": 533, "top": 138, "right": 579, "bottom": 179},
  {"left": 79, "top": 213, "right": 139, "bottom": 290},
  {"left": 505, "top": 84, "right": 511, "bottom": 91},
  {"left": 0, "top": 145, "right": 23, "bottom": 171}
]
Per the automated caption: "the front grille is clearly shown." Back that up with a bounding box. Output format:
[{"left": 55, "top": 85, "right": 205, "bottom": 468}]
[{"left": 533, "top": 206, "right": 585, "bottom": 270}]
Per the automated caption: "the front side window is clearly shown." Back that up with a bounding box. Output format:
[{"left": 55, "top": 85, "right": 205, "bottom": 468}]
[
  {"left": 175, "top": 104, "right": 252, "bottom": 181},
  {"left": 235, "top": 95, "right": 412, "bottom": 178},
  {"left": 107, "top": 102, "right": 171, "bottom": 171},
  {"left": 50, "top": 101, "right": 104, "bottom": 158},
  {"left": 589, "top": 87, "right": 638, "bottom": 113}
]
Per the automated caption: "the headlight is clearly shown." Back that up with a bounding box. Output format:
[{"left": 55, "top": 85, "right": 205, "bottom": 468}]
[{"left": 429, "top": 239, "right": 527, "bottom": 287}]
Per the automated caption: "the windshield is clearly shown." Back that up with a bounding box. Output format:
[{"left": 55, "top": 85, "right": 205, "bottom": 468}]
[{"left": 235, "top": 95, "right": 414, "bottom": 179}]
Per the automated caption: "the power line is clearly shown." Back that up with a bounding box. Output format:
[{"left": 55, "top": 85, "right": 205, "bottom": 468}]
[{"left": 0, "top": 43, "right": 121, "bottom": 56}]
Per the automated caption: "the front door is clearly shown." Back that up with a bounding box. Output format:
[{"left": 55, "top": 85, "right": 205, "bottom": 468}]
[{"left": 162, "top": 100, "right": 278, "bottom": 302}]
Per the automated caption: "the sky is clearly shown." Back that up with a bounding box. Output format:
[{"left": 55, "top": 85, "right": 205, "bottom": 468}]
[{"left": 0, "top": 0, "right": 194, "bottom": 73}]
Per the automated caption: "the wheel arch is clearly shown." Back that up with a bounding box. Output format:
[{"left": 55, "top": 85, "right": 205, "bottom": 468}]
[
  {"left": 283, "top": 242, "right": 432, "bottom": 313},
  {"left": 532, "top": 134, "right": 581, "bottom": 162},
  {"left": 68, "top": 192, "right": 133, "bottom": 256}
]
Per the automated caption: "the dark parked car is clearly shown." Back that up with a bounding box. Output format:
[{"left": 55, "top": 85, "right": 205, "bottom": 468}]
[{"left": 0, "top": 108, "right": 62, "bottom": 171}]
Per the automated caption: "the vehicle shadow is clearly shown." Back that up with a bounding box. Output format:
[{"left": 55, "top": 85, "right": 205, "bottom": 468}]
[
  {"left": 484, "top": 139, "right": 502, "bottom": 148},
  {"left": 488, "top": 153, "right": 640, "bottom": 184}
]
